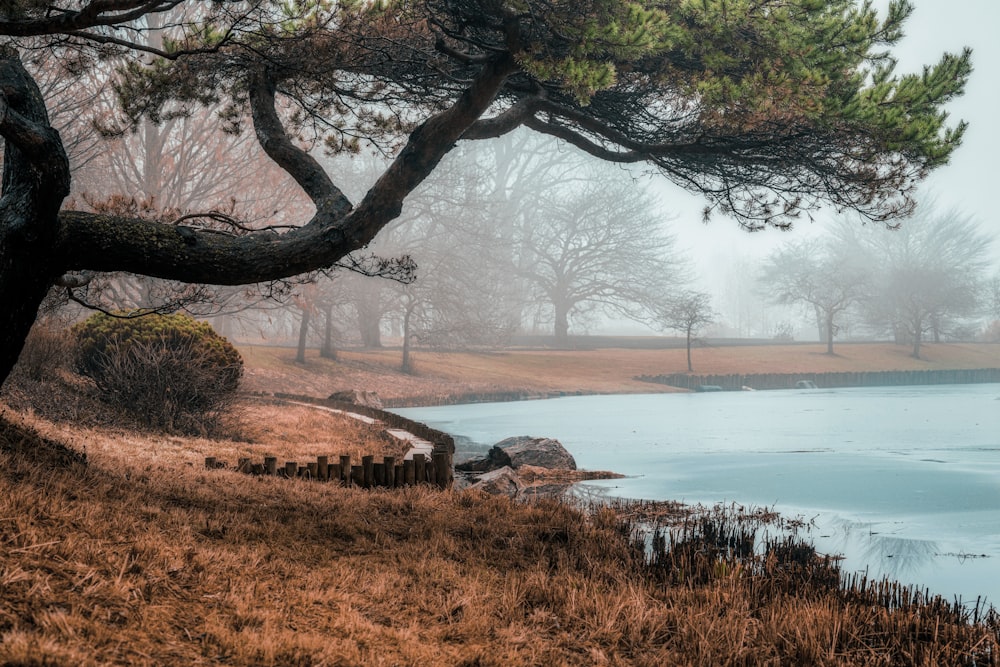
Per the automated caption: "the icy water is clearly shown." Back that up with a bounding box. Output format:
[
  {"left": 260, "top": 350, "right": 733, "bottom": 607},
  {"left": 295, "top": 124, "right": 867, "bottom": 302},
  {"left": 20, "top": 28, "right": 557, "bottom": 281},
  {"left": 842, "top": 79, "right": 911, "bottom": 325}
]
[{"left": 394, "top": 384, "right": 1000, "bottom": 606}]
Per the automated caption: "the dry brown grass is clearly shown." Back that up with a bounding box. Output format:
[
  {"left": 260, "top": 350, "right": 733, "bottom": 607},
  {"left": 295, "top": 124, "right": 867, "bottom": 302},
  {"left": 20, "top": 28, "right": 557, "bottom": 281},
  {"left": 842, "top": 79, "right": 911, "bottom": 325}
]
[
  {"left": 2, "top": 404, "right": 997, "bottom": 666},
  {"left": 236, "top": 400, "right": 405, "bottom": 463},
  {"left": 240, "top": 342, "right": 1000, "bottom": 404}
]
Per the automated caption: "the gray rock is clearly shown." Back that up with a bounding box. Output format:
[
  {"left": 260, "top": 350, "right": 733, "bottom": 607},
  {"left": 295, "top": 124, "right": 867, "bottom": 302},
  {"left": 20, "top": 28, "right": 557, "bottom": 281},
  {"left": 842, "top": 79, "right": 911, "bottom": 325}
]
[
  {"left": 456, "top": 435, "right": 577, "bottom": 473},
  {"left": 454, "top": 454, "right": 496, "bottom": 473},
  {"left": 467, "top": 466, "right": 524, "bottom": 497},
  {"left": 491, "top": 436, "right": 577, "bottom": 471},
  {"left": 328, "top": 389, "right": 383, "bottom": 410}
]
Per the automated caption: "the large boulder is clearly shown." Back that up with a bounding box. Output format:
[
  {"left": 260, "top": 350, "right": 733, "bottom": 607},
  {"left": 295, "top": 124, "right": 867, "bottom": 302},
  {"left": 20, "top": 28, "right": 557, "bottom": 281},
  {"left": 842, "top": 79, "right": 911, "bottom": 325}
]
[
  {"left": 328, "top": 389, "right": 383, "bottom": 410},
  {"left": 493, "top": 436, "right": 577, "bottom": 471},
  {"left": 467, "top": 466, "right": 524, "bottom": 497},
  {"left": 456, "top": 435, "right": 577, "bottom": 473}
]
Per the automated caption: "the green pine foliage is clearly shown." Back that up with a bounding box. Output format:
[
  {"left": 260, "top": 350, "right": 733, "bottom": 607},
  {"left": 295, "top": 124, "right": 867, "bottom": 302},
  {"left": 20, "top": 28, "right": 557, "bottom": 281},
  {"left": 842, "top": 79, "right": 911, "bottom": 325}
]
[
  {"left": 113, "top": 0, "right": 972, "bottom": 228},
  {"left": 72, "top": 313, "right": 243, "bottom": 433}
]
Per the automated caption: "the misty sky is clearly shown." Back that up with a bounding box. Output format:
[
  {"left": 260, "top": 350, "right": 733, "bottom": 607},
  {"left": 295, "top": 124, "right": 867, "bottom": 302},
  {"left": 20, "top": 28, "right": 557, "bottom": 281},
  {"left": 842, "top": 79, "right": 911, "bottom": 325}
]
[{"left": 642, "top": 0, "right": 1000, "bottom": 330}]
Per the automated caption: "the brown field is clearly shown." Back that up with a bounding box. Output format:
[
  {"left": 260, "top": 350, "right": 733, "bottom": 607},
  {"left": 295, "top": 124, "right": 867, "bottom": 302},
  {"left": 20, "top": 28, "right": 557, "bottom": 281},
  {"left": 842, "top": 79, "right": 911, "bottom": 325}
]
[{"left": 241, "top": 342, "right": 1000, "bottom": 403}]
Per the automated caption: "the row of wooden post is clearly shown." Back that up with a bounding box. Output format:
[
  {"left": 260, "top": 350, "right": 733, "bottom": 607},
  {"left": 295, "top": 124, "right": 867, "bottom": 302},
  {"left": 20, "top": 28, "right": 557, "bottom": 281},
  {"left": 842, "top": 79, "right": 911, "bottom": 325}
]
[{"left": 205, "top": 452, "right": 452, "bottom": 489}]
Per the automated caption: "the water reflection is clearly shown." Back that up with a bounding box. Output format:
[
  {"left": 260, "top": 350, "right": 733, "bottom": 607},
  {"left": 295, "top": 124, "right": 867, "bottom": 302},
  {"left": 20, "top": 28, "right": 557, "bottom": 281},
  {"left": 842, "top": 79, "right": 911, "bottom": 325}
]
[{"left": 819, "top": 518, "right": 941, "bottom": 580}]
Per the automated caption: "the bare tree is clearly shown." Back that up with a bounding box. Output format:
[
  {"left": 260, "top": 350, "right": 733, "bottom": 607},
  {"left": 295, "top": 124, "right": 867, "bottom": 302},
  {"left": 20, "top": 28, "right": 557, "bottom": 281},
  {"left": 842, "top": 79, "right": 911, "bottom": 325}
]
[
  {"left": 659, "top": 291, "right": 715, "bottom": 372},
  {"left": 853, "top": 205, "right": 991, "bottom": 358},
  {"left": 512, "top": 166, "right": 688, "bottom": 346},
  {"left": 759, "top": 237, "right": 870, "bottom": 354}
]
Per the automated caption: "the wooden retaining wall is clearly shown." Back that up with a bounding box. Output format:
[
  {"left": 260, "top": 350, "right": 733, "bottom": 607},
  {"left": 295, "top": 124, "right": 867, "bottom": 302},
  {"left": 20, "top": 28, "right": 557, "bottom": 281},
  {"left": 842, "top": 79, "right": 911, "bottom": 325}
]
[
  {"left": 240, "top": 392, "right": 456, "bottom": 489},
  {"left": 206, "top": 452, "right": 450, "bottom": 489},
  {"left": 638, "top": 368, "right": 1000, "bottom": 391}
]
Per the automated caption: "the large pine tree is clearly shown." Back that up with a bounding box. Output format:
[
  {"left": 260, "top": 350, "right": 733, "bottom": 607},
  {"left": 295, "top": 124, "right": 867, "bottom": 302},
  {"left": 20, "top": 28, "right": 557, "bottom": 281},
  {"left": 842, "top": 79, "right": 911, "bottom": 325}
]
[{"left": 0, "top": 0, "right": 973, "bottom": 384}]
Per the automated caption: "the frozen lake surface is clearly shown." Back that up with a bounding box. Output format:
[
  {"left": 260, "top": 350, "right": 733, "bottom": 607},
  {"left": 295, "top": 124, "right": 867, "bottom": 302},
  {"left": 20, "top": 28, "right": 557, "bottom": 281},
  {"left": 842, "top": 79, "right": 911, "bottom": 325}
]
[{"left": 394, "top": 384, "right": 1000, "bottom": 606}]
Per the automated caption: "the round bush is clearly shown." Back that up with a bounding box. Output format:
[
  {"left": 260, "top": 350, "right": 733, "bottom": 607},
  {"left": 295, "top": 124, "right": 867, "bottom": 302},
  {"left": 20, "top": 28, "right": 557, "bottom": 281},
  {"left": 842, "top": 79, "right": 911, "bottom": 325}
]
[{"left": 72, "top": 312, "right": 243, "bottom": 433}]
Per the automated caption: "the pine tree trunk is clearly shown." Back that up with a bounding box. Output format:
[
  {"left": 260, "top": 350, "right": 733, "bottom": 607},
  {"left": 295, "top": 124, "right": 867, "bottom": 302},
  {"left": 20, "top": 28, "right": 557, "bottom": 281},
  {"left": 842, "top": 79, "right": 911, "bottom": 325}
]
[{"left": 0, "top": 50, "right": 71, "bottom": 387}]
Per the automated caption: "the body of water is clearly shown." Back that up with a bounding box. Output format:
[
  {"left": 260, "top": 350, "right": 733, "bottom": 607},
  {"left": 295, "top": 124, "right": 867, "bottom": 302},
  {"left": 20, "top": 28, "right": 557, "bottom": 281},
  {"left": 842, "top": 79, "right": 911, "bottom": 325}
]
[{"left": 394, "top": 384, "right": 1000, "bottom": 606}]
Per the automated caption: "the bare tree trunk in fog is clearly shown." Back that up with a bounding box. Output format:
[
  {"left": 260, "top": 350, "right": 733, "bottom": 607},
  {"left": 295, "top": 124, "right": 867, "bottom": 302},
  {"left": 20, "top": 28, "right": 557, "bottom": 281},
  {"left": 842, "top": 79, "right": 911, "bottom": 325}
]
[
  {"left": 296, "top": 307, "right": 311, "bottom": 363},
  {"left": 401, "top": 299, "right": 415, "bottom": 374},
  {"left": 553, "top": 303, "right": 570, "bottom": 348},
  {"left": 320, "top": 304, "right": 337, "bottom": 359},
  {"left": 358, "top": 305, "right": 383, "bottom": 348}
]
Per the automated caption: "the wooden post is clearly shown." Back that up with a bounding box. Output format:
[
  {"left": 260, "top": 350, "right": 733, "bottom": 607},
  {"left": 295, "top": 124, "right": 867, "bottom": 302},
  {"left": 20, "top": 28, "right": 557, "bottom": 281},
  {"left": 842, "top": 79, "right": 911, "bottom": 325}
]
[
  {"left": 433, "top": 451, "right": 451, "bottom": 489},
  {"left": 306, "top": 462, "right": 318, "bottom": 479},
  {"left": 350, "top": 465, "right": 363, "bottom": 486},
  {"left": 403, "top": 459, "right": 415, "bottom": 486},
  {"left": 340, "top": 455, "right": 352, "bottom": 486},
  {"left": 264, "top": 457, "right": 277, "bottom": 476},
  {"left": 317, "top": 456, "right": 329, "bottom": 482},
  {"left": 395, "top": 464, "right": 404, "bottom": 487},
  {"left": 383, "top": 456, "right": 395, "bottom": 488},
  {"left": 237, "top": 457, "right": 251, "bottom": 473},
  {"left": 329, "top": 463, "right": 341, "bottom": 485},
  {"left": 204, "top": 456, "right": 217, "bottom": 470},
  {"left": 373, "top": 462, "right": 385, "bottom": 487},
  {"left": 362, "top": 455, "right": 374, "bottom": 488},
  {"left": 428, "top": 460, "right": 437, "bottom": 486},
  {"left": 251, "top": 463, "right": 264, "bottom": 475},
  {"left": 297, "top": 465, "right": 307, "bottom": 478},
  {"left": 413, "top": 453, "right": 426, "bottom": 485},
  {"left": 285, "top": 461, "right": 298, "bottom": 478}
]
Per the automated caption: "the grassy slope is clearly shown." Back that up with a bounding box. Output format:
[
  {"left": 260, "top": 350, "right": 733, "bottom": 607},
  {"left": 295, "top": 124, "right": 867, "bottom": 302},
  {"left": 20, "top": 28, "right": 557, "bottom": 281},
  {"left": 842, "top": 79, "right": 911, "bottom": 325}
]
[
  {"left": 3, "top": 341, "right": 1000, "bottom": 665},
  {"left": 2, "top": 408, "right": 997, "bottom": 666},
  {"left": 240, "top": 342, "right": 1000, "bottom": 403}
]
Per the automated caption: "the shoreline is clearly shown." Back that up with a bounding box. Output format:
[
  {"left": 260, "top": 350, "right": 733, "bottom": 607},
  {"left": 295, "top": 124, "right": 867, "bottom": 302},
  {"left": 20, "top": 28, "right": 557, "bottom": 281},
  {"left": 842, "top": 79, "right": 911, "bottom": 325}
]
[
  {"left": 239, "top": 341, "right": 1000, "bottom": 407},
  {"left": 380, "top": 370, "right": 1000, "bottom": 408}
]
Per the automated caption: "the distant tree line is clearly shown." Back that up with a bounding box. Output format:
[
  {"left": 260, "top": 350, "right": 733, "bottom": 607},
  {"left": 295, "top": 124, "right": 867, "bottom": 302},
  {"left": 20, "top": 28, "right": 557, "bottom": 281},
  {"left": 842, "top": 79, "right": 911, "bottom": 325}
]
[
  {"left": 273, "top": 133, "right": 700, "bottom": 369},
  {"left": 758, "top": 204, "right": 996, "bottom": 358}
]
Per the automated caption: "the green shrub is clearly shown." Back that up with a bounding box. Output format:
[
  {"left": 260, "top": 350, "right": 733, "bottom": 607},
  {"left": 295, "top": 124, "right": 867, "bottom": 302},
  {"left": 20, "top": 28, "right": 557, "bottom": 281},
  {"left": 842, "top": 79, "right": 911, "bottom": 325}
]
[{"left": 72, "top": 313, "right": 243, "bottom": 433}]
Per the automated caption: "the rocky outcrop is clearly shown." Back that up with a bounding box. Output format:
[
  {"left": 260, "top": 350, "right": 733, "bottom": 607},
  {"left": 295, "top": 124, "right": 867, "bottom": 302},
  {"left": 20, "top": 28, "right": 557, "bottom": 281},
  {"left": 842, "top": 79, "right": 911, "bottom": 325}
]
[
  {"left": 456, "top": 436, "right": 577, "bottom": 473},
  {"left": 467, "top": 466, "right": 524, "bottom": 497},
  {"left": 328, "top": 389, "right": 383, "bottom": 410},
  {"left": 457, "top": 436, "right": 582, "bottom": 499},
  {"left": 493, "top": 436, "right": 577, "bottom": 471}
]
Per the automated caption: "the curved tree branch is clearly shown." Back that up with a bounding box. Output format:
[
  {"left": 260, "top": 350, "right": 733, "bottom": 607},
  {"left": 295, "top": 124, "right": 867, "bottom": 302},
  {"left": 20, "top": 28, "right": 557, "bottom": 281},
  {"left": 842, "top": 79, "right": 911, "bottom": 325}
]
[
  {"left": 248, "top": 67, "right": 351, "bottom": 217},
  {"left": 55, "top": 51, "right": 519, "bottom": 283},
  {"left": 0, "top": 0, "right": 182, "bottom": 37}
]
